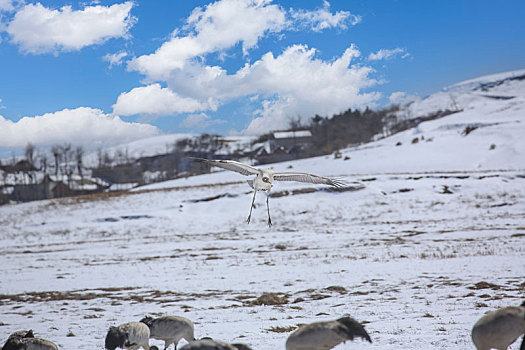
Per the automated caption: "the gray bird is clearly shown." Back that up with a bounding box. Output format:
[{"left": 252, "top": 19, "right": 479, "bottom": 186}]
[
  {"left": 2, "top": 329, "right": 58, "bottom": 350},
  {"left": 193, "top": 158, "right": 344, "bottom": 226},
  {"left": 140, "top": 315, "right": 194, "bottom": 350},
  {"left": 472, "top": 301, "right": 525, "bottom": 350},
  {"left": 285, "top": 316, "right": 372, "bottom": 350}
]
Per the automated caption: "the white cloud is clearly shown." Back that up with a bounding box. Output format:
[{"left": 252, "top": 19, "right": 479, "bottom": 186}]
[
  {"left": 368, "top": 48, "right": 409, "bottom": 61},
  {"left": 0, "top": 0, "right": 18, "bottom": 44},
  {"left": 160, "top": 44, "right": 378, "bottom": 134},
  {"left": 103, "top": 50, "right": 128, "bottom": 69},
  {"left": 128, "top": 0, "right": 287, "bottom": 80},
  {"left": 120, "top": 0, "right": 378, "bottom": 134},
  {"left": 289, "top": 0, "right": 360, "bottom": 32},
  {"left": 180, "top": 113, "right": 226, "bottom": 129},
  {"left": 122, "top": 44, "right": 379, "bottom": 133},
  {"left": 0, "top": 107, "right": 158, "bottom": 148},
  {"left": 127, "top": 0, "right": 360, "bottom": 81},
  {"left": 389, "top": 91, "right": 420, "bottom": 106},
  {"left": 240, "top": 45, "right": 379, "bottom": 133},
  {"left": 6, "top": 1, "right": 136, "bottom": 54},
  {"left": 113, "top": 83, "right": 213, "bottom": 116},
  {"left": 0, "top": 0, "right": 15, "bottom": 12}
]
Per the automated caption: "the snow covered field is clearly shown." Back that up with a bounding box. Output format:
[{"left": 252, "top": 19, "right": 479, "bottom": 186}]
[{"left": 1, "top": 70, "right": 524, "bottom": 349}]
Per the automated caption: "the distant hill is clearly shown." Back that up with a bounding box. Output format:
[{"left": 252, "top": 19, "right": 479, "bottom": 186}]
[
  {"left": 329, "top": 68, "right": 525, "bottom": 174},
  {"left": 2, "top": 69, "right": 524, "bottom": 204}
]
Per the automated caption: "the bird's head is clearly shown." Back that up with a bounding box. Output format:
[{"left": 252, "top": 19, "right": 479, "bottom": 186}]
[
  {"left": 139, "top": 316, "right": 154, "bottom": 327},
  {"left": 105, "top": 326, "right": 125, "bottom": 350}
]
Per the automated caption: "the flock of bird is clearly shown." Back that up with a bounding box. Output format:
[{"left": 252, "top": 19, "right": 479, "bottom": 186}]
[
  {"left": 1, "top": 302, "right": 524, "bottom": 349},
  {"left": 3, "top": 159, "right": 523, "bottom": 349}
]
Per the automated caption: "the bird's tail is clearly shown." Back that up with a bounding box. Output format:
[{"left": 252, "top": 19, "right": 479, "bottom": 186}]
[
  {"left": 337, "top": 316, "right": 372, "bottom": 343},
  {"left": 330, "top": 178, "right": 348, "bottom": 188}
]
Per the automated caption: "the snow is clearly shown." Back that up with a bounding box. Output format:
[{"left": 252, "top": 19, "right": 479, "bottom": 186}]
[
  {"left": 396, "top": 68, "right": 525, "bottom": 123},
  {"left": 451, "top": 68, "right": 525, "bottom": 89},
  {"left": 273, "top": 131, "right": 312, "bottom": 139},
  {"left": 1, "top": 70, "right": 524, "bottom": 349}
]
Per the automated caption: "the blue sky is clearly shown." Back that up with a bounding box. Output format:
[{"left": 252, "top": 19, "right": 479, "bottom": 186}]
[{"left": 0, "top": 0, "right": 524, "bottom": 155}]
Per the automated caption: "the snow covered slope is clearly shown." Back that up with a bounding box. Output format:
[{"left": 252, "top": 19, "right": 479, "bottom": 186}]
[
  {"left": 340, "top": 68, "right": 525, "bottom": 174},
  {"left": 397, "top": 68, "right": 525, "bottom": 120},
  {"left": 141, "top": 69, "right": 525, "bottom": 191},
  {"left": 0, "top": 70, "right": 524, "bottom": 350}
]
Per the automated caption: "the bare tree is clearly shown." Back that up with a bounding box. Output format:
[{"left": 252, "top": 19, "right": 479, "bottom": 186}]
[
  {"left": 288, "top": 115, "right": 303, "bottom": 131},
  {"left": 97, "top": 147, "right": 113, "bottom": 168},
  {"left": 23, "top": 143, "right": 38, "bottom": 184},
  {"left": 75, "top": 146, "right": 84, "bottom": 182},
  {"left": 61, "top": 143, "right": 73, "bottom": 187},
  {"left": 449, "top": 93, "right": 460, "bottom": 111},
  {"left": 97, "top": 147, "right": 103, "bottom": 168},
  {"left": 51, "top": 145, "right": 61, "bottom": 177},
  {"left": 1, "top": 169, "right": 7, "bottom": 187},
  {"left": 114, "top": 148, "right": 128, "bottom": 165},
  {"left": 39, "top": 153, "right": 48, "bottom": 177},
  {"left": 25, "top": 143, "right": 35, "bottom": 167}
]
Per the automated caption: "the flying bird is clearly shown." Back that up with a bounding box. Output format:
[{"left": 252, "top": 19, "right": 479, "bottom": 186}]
[{"left": 192, "top": 158, "right": 345, "bottom": 226}]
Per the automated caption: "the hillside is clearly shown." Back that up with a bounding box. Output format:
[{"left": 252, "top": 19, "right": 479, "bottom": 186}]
[
  {"left": 140, "top": 68, "right": 525, "bottom": 191},
  {"left": 0, "top": 70, "right": 524, "bottom": 350}
]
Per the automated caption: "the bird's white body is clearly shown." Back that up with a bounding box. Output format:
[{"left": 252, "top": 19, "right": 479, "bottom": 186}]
[
  {"left": 194, "top": 158, "right": 344, "bottom": 226},
  {"left": 249, "top": 169, "right": 273, "bottom": 192},
  {"left": 472, "top": 303, "right": 525, "bottom": 350},
  {"left": 122, "top": 322, "right": 151, "bottom": 350},
  {"left": 105, "top": 322, "right": 152, "bottom": 350}
]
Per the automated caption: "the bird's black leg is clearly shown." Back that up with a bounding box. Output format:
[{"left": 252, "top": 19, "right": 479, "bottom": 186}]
[
  {"left": 266, "top": 192, "right": 272, "bottom": 227},
  {"left": 247, "top": 190, "right": 256, "bottom": 224}
]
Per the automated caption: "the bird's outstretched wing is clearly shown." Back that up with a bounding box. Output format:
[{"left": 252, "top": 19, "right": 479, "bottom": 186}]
[
  {"left": 192, "top": 158, "right": 259, "bottom": 176},
  {"left": 273, "top": 172, "right": 345, "bottom": 187}
]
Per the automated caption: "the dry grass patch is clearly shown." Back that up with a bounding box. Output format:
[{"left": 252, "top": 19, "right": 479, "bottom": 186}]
[
  {"left": 267, "top": 326, "right": 297, "bottom": 333},
  {"left": 250, "top": 292, "right": 289, "bottom": 306},
  {"left": 469, "top": 281, "right": 501, "bottom": 290},
  {"left": 324, "top": 286, "right": 347, "bottom": 293}
]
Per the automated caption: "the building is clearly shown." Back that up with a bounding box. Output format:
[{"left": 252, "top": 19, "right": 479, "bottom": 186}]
[{"left": 255, "top": 130, "right": 313, "bottom": 164}]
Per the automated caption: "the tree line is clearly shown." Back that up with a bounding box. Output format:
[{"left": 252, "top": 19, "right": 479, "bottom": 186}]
[{"left": 1, "top": 104, "right": 460, "bottom": 204}]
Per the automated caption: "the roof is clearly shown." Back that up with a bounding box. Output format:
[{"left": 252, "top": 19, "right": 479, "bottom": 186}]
[{"left": 273, "top": 130, "right": 312, "bottom": 139}]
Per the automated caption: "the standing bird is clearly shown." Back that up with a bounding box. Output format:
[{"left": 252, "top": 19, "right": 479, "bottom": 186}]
[
  {"left": 471, "top": 301, "right": 525, "bottom": 350},
  {"left": 285, "top": 316, "right": 372, "bottom": 350},
  {"left": 140, "top": 315, "right": 195, "bottom": 350},
  {"left": 193, "top": 158, "right": 345, "bottom": 226}
]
